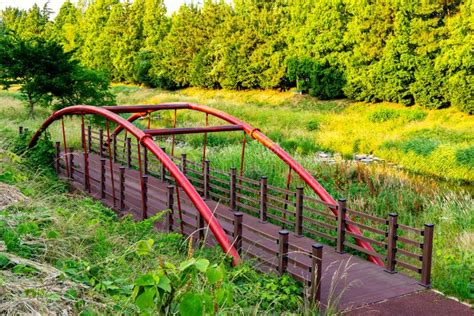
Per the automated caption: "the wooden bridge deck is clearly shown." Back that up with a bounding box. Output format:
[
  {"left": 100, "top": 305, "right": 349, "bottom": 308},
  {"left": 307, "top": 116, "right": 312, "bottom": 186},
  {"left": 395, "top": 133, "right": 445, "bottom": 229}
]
[{"left": 59, "top": 152, "right": 433, "bottom": 311}]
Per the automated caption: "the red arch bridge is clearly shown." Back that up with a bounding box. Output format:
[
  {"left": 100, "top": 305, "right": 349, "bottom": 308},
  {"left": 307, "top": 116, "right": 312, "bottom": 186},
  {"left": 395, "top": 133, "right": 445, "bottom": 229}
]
[{"left": 27, "top": 103, "right": 439, "bottom": 311}]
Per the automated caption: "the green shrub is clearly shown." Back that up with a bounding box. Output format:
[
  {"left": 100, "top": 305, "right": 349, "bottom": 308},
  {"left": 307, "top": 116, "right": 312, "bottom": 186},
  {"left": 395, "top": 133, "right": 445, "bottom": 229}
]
[
  {"left": 455, "top": 146, "right": 474, "bottom": 166},
  {"left": 306, "top": 119, "right": 320, "bottom": 131},
  {"left": 368, "top": 109, "right": 400, "bottom": 123},
  {"left": 404, "top": 109, "right": 427, "bottom": 122}
]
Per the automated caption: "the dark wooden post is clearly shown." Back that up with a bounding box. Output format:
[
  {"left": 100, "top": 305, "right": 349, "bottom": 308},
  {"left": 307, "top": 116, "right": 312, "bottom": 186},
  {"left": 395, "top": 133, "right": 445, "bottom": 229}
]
[
  {"left": 160, "top": 147, "right": 166, "bottom": 182},
  {"left": 259, "top": 176, "right": 268, "bottom": 223},
  {"left": 83, "top": 152, "right": 90, "bottom": 192},
  {"left": 203, "top": 160, "right": 210, "bottom": 199},
  {"left": 112, "top": 134, "right": 117, "bottom": 163},
  {"left": 181, "top": 154, "right": 187, "bottom": 175},
  {"left": 233, "top": 212, "right": 243, "bottom": 255},
  {"left": 55, "top": 142, "right": 61, "bottom": 174},
  {"left": 69, "top": 148, "right": 74, "bottom": 180},
  {"left": 119, "top": 167, "right": 125, "bottom": 211},
  {"left": 99, "top": 129, "right": 104, "bottom": 158},
  {"left": 310, "top": 244, "right": 323, "bottom": 305},
  {"left": 230, "top": 167, "right": 237, "bottom": 211},
  {"left": 126, "top": 137, "right": 132, "bottom": 168},
  {"left": 420, "top": 224, "right": 434, "bottom": 287},
  {"left": 278, "top": 230, "right": 289, "bottom": 275},
  {"left": 19, "top": 126, "right": 23, "bottom": 135},
  {"left": 197, "top": 213, "right": 205, "bottom": 242},
  {"left": 141, "top": 175, "right": 148, "bottom": 220},
  {"left": 87, "top": 126, "right": 92, "bottom": 153},
  {"left": 166, "top": 185, "right": 174, "bottom": 232},
  {"left": 336, "top": 199, "right": 347, "bottom": 253},
  {"left": 100, "top": 158, "right": 106, "bottom": 199},
  {"left": 295, "top": 187, "right": 304, "bottom": 236},
  {"left": 143, "top": 147, "right": 149, "bottom": 175},
  {"left": 385, "top": 213, "right": 398, "bottom": 273}
]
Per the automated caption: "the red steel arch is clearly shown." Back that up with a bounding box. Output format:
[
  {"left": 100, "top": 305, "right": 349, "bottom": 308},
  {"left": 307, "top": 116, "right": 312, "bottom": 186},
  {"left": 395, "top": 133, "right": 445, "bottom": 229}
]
[
  {"left": 28, "top": 105, "right": 241, "bottom": 265},
  {"left": 104, "top": 103, "right": 384, "bottom": 266}
]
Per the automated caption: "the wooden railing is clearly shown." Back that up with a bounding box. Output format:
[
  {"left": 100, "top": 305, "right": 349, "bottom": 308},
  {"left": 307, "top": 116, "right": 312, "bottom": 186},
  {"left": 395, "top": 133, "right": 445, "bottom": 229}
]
[{"left": 68, "top": 127, "right": 435, "bottom": 287}]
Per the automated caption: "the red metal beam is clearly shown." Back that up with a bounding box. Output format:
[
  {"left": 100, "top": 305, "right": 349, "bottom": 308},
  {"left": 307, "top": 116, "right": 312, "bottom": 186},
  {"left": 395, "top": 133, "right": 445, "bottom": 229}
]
[
  {"left": 143, "top": 125, "right": 243, "bottom": 136},
  {"left": 28, "top": 105, "right": 241, "bottom": 266},
  {"left": 104, "top": 103, "right": 384, "bottom": 266}
]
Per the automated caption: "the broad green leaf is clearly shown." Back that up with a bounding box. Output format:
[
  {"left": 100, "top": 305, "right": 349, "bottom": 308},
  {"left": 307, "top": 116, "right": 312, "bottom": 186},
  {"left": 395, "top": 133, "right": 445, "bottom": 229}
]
[
  {"left": 206, "top": 266, "right": 224, "bottom": 285},
  {"left": 179, "top": 293, "right": 203, "bottom": 316},
  {"left": 195, "top": 258, "right": 210, "bottom": 272},
  {"left": 136, "top": 239, "right": 154, "bottom": 256},
  {"left": 179, "top": 258, "right": 196, "bottom": 271},
  {"left": 157, "top": 275, "right": 171, "bottom": 293},
  {"left": 134, "top": 273, "right": 157, "bottom": 287},
  {"left": 135, "top": 287, "right": 157, "bottom": 311}
]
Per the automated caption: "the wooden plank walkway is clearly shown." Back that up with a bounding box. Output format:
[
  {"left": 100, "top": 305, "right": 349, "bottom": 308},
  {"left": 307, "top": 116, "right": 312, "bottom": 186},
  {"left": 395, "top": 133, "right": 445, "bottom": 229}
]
[{"left": 60, "top": 152, "right": 433, "bottom": 311}]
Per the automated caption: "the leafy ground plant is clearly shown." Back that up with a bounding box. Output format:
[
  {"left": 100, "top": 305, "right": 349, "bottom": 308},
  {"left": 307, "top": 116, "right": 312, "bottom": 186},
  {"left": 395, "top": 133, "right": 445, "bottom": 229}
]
[{"left": 0, "top": 140, "right": 307, "bottom": 314}]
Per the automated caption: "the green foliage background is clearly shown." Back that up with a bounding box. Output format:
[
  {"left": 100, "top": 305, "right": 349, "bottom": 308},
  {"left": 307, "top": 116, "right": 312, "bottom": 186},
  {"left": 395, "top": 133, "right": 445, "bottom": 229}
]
[{"left": 1, "top": 0, "right": 472, "bottom": 113}]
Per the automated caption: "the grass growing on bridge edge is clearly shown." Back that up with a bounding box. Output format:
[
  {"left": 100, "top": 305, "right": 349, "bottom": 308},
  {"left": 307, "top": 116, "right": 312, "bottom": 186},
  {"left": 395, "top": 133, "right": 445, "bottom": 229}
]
[{"left": 0, "top": 144, "right": 309, "bottom": 314}]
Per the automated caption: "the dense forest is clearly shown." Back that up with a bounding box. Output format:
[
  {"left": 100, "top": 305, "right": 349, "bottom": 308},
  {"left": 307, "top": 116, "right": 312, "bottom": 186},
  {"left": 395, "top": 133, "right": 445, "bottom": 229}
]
[{"left": 0, "top": 0, "right": 472, "bottom": 113}]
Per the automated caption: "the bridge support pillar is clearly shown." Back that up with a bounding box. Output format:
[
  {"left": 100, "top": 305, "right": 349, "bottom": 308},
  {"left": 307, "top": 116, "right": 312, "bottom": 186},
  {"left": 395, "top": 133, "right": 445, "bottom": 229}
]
[
  {"left": 141, "top": 175, "right": 148, "bottom": 220},
  {"left": 99, "top": 129, "right": 104, "bottom": 158},
  {"left": 126, "top": 137, "right": 132, "bottom": 168},
  {"left": 233, "top": 212, "right": 243, "bottom": 255},
  {"left": 336, "top": 199, "right": 347, "bottom": 254},
  {"left": 295, "top": 187, "right": 304, "bottom": 236},
  {"left": 69, "top": 148, "right": 74, "bottom": 180},
  {"left": 166, "top": 185, "right": 174, "bottom": 232},
  {"left": 420, "top": 224, "right": 434, "bottom": 288},
  {"left": 385, "top": 213, "right": 398, "bottom": 273},
  {"left": 119, "top": 167, "right": 125, "bottom": 212},
  {"left": 310, "top": 243, "right": 323, "bottom": 307},
  {"left": 100, "top": 158, "right": 106, "bottom": 199},
  {"left": 160, "top": 147, "right": 167, "bottom": 182},
  {"left": 278, "top": 230, "right": 289, "bottom": 275},
  {"left": 203, "top": 160, "right": 210, "bottom": 199}
]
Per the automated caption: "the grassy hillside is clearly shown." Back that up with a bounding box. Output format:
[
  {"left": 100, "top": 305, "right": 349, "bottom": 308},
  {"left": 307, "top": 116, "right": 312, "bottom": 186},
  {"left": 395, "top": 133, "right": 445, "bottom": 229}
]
[{"left": 113, "top": 86, "right": 474, "bottom": 184}]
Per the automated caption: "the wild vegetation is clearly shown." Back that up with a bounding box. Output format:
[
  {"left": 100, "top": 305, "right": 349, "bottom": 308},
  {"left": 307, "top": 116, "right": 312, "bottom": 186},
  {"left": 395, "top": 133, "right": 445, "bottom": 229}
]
[
  {"left": 0, "top": 88, "right": 472, "bottom": 304},
  {"left": 1, "top": 0, "right": 472, "bottom": 113},
  {"left": 0, "top": 129, "right": 307, "bottom": 314}
]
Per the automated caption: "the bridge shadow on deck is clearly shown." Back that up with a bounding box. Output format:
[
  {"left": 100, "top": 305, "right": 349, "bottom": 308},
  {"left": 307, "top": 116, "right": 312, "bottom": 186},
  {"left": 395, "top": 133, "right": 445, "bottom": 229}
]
[{"left": 58, "top": 152, "right": 428, "bottom": 311}]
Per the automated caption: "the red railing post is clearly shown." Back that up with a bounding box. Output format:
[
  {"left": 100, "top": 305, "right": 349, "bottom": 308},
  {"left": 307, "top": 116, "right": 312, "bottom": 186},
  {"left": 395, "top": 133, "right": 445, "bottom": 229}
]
[
  {"left": 119, "top": 166, "right": 125, "bottom": 212},
  {"left": 54, "top": 141, "right": 60, "bottom": 174},
  {"left": 310, "top": 243, "right": 323, "bottom": 306},
  {"left": 295, "top": 187, "right": 304, "bottom": 236},
  {"left": 99, "top": 128, "right": 104, "bottom": 158},
  {"left": 142, "top": 175, "right": 148, "bottom": 220},
  {"left": 166, "top": 185, "right": 174, "bottom": 232},
  {"left": 126, "top": 137, "right": 132, "bottom": 168},
  {"left": 336, "top": 198, "right": 347, "bottom": 253},
  {"left": 385, "top": 213, "right": 398, "bottom": 273},
  {"left": 420, "top": 224, "right": 434, "bottom": 287},
  {"left": 233, "top": 212, "right": 243, "bottom": 255},
  {"left": 278, "top": 230, "right": 289, "bottom": 275},
  {"left": 230, "top": 167, "right": 237, "bottom": 211},
  {"left": 260, "top": 176, "right": 268, "bottom": 223},
  {"left": 203, "top": 160, "right": 210, "bottom": 199},
  {"left": 100, "top": 158, "right": 106, "bottom": 199}
]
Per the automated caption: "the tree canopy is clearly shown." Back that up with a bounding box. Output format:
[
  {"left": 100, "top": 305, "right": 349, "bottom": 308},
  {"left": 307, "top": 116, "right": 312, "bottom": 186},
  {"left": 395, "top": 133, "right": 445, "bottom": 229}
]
[{"left": 0, "top": 0, "right": 472, "bottom": 113}]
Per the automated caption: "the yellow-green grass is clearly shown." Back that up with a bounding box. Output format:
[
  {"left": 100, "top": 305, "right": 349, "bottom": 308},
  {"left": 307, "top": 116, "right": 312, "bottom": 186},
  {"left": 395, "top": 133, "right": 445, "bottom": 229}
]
[{"left": 111, "top": 86, "right": 474, "bottom": 183}]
